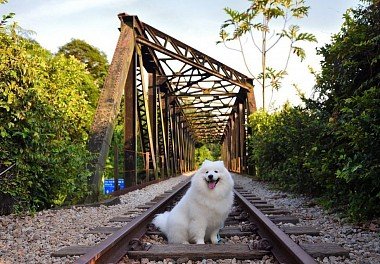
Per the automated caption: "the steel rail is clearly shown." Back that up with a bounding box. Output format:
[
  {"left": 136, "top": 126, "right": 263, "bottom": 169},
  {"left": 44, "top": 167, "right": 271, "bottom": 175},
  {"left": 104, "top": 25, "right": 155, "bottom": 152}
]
[
  {"left": 234, "top": 190, "right": 317, "bottom": 264},
  {"left": 74, "top": 178, "right": 191, "bottom": 264},
  {"left": 72, "top": 177, "right": 316, "bottom": 263}
]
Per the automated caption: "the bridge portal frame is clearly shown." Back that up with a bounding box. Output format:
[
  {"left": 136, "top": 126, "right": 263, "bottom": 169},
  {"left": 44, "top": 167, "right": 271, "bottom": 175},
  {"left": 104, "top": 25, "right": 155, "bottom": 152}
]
[{"left": 87, "top": 14, "right": 256, "bottom": 199}]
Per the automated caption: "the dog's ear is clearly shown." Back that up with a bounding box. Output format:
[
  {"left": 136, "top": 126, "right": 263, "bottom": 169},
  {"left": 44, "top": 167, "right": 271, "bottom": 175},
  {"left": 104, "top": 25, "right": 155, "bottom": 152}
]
[{"left": 215, "top": 160, "right": 224, "bottom": 166}]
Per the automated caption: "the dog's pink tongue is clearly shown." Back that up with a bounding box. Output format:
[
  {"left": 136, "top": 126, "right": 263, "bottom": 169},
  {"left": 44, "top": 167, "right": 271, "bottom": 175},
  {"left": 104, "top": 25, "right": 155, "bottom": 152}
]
[{"left": 208, "top": 181, "right": 216, "bottom": 189}]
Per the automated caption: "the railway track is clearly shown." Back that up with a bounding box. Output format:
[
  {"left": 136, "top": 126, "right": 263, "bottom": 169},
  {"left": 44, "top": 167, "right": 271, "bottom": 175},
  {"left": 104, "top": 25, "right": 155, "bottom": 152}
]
[{"left": 52, "top": 174, "right": 349, "bottom": 263}]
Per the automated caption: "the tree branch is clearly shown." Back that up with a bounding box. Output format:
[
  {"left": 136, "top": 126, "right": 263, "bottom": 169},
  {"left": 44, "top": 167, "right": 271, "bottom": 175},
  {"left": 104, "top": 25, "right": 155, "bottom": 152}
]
[
  {"left": 267, "top": 11, "right": 290, "bottom": 52},
  {"left": 222, "top": 40, "right": 242, "bottom": 53},
  {"left": 249, "top": 29, "right": 262, "bottom": 52}
]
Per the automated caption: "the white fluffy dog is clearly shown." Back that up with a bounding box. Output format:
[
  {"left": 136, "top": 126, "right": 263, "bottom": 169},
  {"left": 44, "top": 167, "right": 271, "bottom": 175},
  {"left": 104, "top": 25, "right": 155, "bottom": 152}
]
[{"left": 152, "top": 160, "right": 234, "bottom": 244}]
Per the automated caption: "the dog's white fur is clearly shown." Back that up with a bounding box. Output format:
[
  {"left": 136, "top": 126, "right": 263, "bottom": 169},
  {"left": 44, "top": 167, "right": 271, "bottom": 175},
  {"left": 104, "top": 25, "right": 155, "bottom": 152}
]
[{"left": 152, "top": 160, "right": 234, "bottom": 244}]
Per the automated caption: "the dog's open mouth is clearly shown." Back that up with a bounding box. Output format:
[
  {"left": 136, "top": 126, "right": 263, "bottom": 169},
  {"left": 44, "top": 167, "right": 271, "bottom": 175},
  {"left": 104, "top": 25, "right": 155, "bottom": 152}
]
[{"left": 206, "top": 178, "right": 219, "bottom": 189}]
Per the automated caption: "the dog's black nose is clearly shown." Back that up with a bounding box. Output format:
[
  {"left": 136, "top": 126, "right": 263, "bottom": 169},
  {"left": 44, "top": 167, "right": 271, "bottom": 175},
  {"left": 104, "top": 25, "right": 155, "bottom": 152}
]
[{"left": 208, "top": 174, "right": 214, "bottom": 180}]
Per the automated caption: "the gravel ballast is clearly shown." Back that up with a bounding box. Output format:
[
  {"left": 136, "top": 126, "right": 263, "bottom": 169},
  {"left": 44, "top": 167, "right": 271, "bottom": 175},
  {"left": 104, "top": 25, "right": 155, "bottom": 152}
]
[
  {"left": 233, "top": 174, "right": 380, "bottom": 264},
  {"left": 0, "top": 173, "right": 379, "bottom": 264},
  {"left": 0, "top": 175, "right": 189, "bottom": 264}
]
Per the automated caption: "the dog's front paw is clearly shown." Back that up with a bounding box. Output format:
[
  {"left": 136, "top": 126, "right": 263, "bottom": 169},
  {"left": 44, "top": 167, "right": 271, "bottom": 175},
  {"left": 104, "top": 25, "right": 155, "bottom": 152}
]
[
  {"left": 196, "top": 240, "right": 205, "bottom": 244},
  {"left": 211, "top": 237, "right": 218, "bottom": 244},
  {"left": 211, "top": 233, "right": 221, "bottom": 244}
]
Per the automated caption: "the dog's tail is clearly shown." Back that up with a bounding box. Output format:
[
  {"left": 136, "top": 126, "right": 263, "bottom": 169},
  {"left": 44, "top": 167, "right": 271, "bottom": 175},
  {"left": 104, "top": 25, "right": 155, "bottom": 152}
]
[{"left": 152, "top": 211, "right": 169, "bottom": 233}]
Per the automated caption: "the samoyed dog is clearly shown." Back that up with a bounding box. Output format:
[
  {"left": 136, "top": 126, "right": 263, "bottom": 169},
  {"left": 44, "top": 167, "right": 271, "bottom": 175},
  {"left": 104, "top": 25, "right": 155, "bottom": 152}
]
[{"left": 152, "top": 160, "right": 234, "bottom": 244}]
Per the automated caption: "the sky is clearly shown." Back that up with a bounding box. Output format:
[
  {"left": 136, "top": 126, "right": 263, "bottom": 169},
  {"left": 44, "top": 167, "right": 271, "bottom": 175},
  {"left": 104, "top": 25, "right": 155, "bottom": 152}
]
[{"left": 1, "top": 0, "right": 362, "bottom": 109}]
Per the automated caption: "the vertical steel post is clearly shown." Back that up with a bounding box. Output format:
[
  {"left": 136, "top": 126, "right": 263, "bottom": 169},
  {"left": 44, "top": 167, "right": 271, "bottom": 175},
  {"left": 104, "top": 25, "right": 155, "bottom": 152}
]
[
  {"left": 184, "top": 130, "right": 189, "bottom": 172},
  {"left": 234, "top": 110, "right": 239, "bottom": 172},
  {"left": 170, "top": 103, "right": 178, "bottom": 175},
  {"left": 158, "top": 90, "right": 169, "bottom": 178},
  {"left": 174, "top": 113, "right": 180, "bottom": 174},
  {"left": 239, "top": 102, "right": 246, "bottom": 173},
  {"left": 221, "top": 140, "right": 225, "bottom": 166},
  {"left": 178, "top": 121, "right": 184, "bottom": 173},
  {"left": 185, "top": 133, "right": 189, "bottom": 172},
  {"left": 113, "top": 145, "right": 119, "bottom": 191},
  {"left": 165, "top": 95, "right": 173, "bottom": 177},
  {"left": 124, "top": 51, "right": 137, "bottom": 187},
  {"left": 145, "top": 152, "right": 150, "bottom": 182},
  {"left": 136, "top": 49, "right": 157, "bottom": 180},
  {"left": 246, "top": 78, "right": 256, "bottom": 176},
  {"left": 149, "top": 72, "right": 159, "bottom": 180},
  {"left": 227, "top": 121, "right": 232, "bottom": 171},
  {"left": 231, "top": 114, "right": 236, "bottom": 171}
]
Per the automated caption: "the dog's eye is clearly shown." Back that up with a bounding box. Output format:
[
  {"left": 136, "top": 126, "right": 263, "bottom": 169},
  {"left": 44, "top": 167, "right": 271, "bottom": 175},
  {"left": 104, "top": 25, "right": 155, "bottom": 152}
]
[
  {"left": 214, "top": 170, "right": 218, "bottom": 173},
  {"left": 206, "top": 171, "right": 209, "bottom": 174}
]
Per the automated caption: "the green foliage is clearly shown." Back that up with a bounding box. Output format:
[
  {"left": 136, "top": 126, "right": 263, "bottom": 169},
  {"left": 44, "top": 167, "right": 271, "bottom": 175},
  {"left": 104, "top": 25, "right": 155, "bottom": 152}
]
[
  {"left": 58, "top": 38, "right": 109, "bottom": 105},
  {"left": 247, "top": 2, "right": 380, "bottom": 221},
  {"left": 195, "top": 143, "right": 221, "bottom": 167},
  {"left": 195, "top": 146, "right": 213, "bottom": 167},
  {"left": 248, "top": 106, "right": 325, "bottom": 194},
  {"left": 0, "top": 30, "right": 98, "bottom": 213},
  {"left": 309, "top": 1, "right": 380, "bottom": 220}
]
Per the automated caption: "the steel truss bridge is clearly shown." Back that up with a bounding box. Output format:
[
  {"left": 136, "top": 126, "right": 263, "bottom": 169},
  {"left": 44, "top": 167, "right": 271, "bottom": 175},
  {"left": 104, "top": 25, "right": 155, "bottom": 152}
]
[{"left": 88, "top": 14, "right": 257, "bottom": 195}]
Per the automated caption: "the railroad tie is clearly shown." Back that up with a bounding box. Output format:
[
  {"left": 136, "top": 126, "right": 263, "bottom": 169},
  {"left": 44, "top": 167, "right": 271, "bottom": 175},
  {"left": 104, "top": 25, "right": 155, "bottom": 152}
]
[
  {"left": 146, "top": 226, "right": 255, "bottom": 238},
  {"left": 260, "top": 208, "right": 291, "bottom": 215},
  {"left": 281, "top": 226, "right": 320, "bottom": 236},
  {"left": 269, "top": 215, "right": 300, "bottom": 224},
  {"left": 86, "top": 226, "right": 122, "bottom": 234},
  {"left": 52, "top": 246, "right": 91, "bottom": 257},
  {"left": 127, "top": 244, "right": 270, "bottom": 261},
  {"left": 301, "top": 243, "right": 350, "bottom": 258},
  {"left": 109, "top": 216, "right": 134, "bottom": 222}
]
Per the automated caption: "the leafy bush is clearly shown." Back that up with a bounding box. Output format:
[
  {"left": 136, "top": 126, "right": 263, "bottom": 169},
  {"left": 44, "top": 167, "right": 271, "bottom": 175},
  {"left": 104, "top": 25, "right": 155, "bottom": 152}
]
[
  {"left": 0, "top": 28, "right": 97, "bottom": 213},
  {"left": 247, "top": 2, "right": 379, "bottom": 221},
  {"left": 248, "top": 106, "right": 325, "bottom": 194}
]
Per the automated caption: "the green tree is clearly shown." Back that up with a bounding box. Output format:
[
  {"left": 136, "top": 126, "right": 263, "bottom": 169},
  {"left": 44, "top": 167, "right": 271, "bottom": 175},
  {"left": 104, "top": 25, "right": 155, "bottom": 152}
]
[
  {"left": 247, "top": 1, "right": 379, "bottom": 221},
  {"left": 0, "top": 30, "right": 97, "bottom": 213},
  {"left": 58, "top": 39, "right": 109, "bottom": 106},
  {"left": 218, "top": 0, "right": 317, "bottom": 110},
  {"left": 194, "top": 143, "right": 222, "bottom": 167},
  {"left": 307, "top": 0, "right": 380, "bottom": 220},
  {"left": 207, "top": 143, "right": 221, "bottom": 160},
  {"left": 195, "top": 145, "right": 213, "bottom": 167}
]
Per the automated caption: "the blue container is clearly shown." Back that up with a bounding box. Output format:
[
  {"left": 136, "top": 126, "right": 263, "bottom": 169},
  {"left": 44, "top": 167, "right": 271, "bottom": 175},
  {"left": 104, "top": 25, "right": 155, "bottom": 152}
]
[{"left": 104, "top": 179, "right": 125, "bottom": 194}]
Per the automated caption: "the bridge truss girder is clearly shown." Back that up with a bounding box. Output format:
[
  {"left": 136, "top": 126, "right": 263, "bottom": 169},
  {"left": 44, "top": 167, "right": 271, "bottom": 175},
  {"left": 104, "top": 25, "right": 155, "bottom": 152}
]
[{"left": 87, "top": 14, "right": 257, "bottom": 196}]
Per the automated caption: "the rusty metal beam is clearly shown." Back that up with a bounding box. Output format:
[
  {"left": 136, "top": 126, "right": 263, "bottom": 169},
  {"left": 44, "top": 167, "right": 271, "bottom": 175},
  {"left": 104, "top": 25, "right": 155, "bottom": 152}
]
[
  {"left": 157, "top": 89, "right": 169, "bottom": 178},
  {"left": 124, "top": 51, "right": 137, "bottom": 187},
  {"left": 149, "top": 72, "right": 159, "bottom": 180},
  {"left": 239, "top": 102, "right": 246, "bottom": 173},
  {"left": 88, "top": 12, "right": 257, "bottom": 201},
  {"left": 174, "top": 93, "right": 239, "bottom": 98},
  {"left": 87, "top": 18, "right": 136, "bottom": 199},
  {"left": 121, "top": 13, "right": 256, "bottom": 145},
  {"left": 138, "top": 22, "right": 251, "bottom": 90}
]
